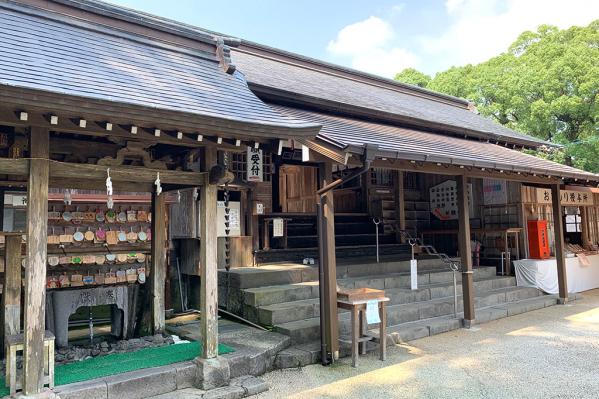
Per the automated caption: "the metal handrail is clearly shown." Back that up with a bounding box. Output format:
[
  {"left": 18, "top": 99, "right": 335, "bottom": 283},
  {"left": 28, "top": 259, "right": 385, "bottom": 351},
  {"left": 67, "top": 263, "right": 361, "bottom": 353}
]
[{"left": 397, "top": 229, "right": 461, "bottom": 318}]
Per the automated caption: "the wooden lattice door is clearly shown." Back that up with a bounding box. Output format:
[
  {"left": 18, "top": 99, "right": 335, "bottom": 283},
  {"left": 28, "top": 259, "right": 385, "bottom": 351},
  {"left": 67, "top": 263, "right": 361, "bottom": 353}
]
[{"left": 279, "top": 165, "right": 318, "bottom": 213}]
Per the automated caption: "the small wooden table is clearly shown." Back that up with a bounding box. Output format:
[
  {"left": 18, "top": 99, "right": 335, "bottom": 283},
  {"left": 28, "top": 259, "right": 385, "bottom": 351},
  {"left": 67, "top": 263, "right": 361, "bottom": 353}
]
[
  {"left": 337, "top": 289, "right": 389, "bottom": 367},
  {"left": 5, "top": 330, "right": 55, "bottom": 395}
]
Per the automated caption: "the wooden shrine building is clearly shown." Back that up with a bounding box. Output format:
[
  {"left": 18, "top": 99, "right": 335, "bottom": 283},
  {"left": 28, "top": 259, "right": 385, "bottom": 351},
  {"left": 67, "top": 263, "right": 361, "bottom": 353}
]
[{"left": 1, "top": 0, "right": 599, "bottom": 395}]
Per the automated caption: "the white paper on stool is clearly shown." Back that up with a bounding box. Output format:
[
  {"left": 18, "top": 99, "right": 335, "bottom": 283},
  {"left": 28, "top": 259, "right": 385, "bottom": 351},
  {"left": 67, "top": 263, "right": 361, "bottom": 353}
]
[
  {"left": 411, "top": 259, "right": 418, "bottom": 290},
  {"left": 366, "top": 300, "right": 381, "bottom": 324}
]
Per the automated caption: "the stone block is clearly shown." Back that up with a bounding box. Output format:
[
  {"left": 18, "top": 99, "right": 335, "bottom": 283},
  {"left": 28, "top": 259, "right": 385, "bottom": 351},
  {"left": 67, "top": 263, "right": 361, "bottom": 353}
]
[
  {"left": 222, "top": 351, "right": 250, "bottom": 379},
  {"left": 428, "top": 271, "right": 453, "bottom": 284},
  {"left": 429, "top": 318, "right": 461, "bottom": 335},
  {"left": 399, "top": 324, "right": 429, "bottom": 342},
  {"left": 16, "top": 388, "right": 60, "bottom": 399},
  {"left": 384, "top": 275, "right": 410, "bottom": 289},
  {"left": 387, "top": 305, "right": 418, "bottom": 325},
  {"left": 202, "top": 385, "right": 245, "bottom": 399},
  {"left": 54, "top": 380, "right": 108, "bottom": 399},
  {"left": 248, "top": 350, "right": 272, "bottom": 376},
  {"left": 231, "top": 375, "right": 269, "bottom": 396},
  {"left": 175, "top": 361, "right": 197, "bottom": 390},
  {"left": 419, "top": 300, "right": 454, "bottom": 319},
  {"left": 105, "top": 365, "right": 177, "bottom": 399},
  {"left": 194, "top": 357, "right": 230, "bottom": 391},
  {"left": 274, "top": 347, "right": 312, "bottom": 369}
]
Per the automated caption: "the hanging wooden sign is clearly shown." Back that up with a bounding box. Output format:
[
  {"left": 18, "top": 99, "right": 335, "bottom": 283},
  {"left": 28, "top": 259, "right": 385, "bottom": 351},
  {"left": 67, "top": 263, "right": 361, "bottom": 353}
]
[
  {"left": 535, "top": 188, "right": 594, "bottom": 206},
  {"left": 247, "top": 147, "right": 263, "bottom": 182}
]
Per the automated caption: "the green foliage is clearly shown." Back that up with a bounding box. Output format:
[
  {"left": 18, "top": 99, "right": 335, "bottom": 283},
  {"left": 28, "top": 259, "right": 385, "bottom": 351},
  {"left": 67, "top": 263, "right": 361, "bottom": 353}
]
[
  {"left": 394, "top": 20, "right": 599, "bottom": 172},
  {"left": 394, "top": 68, "right": 432, "bottom": 88}
]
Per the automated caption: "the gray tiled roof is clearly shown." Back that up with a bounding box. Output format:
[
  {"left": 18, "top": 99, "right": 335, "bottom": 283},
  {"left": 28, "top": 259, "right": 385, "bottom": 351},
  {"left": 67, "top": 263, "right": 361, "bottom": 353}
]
[
  {"left": 273, "top": 105, "right": 599, "bottom": 181},
  {"left": 0, "top": 5, "right": 314, "bottom": 130},
  {"left": 232, "top": 50, "right": 549, "bottom": 147}
]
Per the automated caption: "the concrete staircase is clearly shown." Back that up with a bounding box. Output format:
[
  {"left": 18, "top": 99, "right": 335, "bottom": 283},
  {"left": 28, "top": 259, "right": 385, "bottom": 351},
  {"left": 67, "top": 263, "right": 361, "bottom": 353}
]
[{"left": 218, "top": 257, "right": 556, "bottom": 346}]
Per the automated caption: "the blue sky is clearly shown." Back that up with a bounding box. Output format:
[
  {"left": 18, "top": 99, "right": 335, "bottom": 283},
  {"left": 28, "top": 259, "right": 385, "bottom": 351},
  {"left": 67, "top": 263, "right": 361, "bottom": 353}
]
[{"left": 111, "top": 0, "right": 599, "bottom": 78}]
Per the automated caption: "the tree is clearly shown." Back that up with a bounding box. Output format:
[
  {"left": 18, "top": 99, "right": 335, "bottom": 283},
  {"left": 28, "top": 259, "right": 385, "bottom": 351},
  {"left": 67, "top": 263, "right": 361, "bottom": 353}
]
[
  {"left": 394, "top": 68, "right": 432, "bottom": 88},
  {"left": 394, "top": 21, "right": 599, "bottom": 172}
]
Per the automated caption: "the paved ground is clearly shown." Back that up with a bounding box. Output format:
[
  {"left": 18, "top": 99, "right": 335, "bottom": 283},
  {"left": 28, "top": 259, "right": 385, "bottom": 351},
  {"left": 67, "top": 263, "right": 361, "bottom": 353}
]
[{"left": 257, "top": 289, "right": 599, "bottom": 399}]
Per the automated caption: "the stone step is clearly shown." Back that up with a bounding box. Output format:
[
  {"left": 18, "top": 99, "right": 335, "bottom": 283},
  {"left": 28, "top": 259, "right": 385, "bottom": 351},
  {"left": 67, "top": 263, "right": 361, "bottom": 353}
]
[
  {"left": 271, "top": 293, "right": 584, "bottom": 370},
  {"left": 222, "top": 258, "right": 483, "bottom": 290},
  {"left": 255, "top": 244, "right": 412, "bottom": 264},
  {"left": 241, "top": 266, "right": 497, "bottom": 307},
  {"left": 255, "top": 276, "right": 516, "bottom": 326},
  {"left": 385, "top": 293, "right": 583, "bottom": 343},
  {"left": 274, "top": 285, "right": 542, "bottom": 344}
]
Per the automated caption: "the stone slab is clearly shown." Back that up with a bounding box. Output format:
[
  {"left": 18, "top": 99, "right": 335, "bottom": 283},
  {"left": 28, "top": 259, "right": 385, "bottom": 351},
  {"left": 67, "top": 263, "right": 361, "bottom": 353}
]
[
  {"left": 54, "top": 380, "right": 108, "bottom": 399},
  {"left": 105, "top": 365, "right": 177, "bottom": 399}
]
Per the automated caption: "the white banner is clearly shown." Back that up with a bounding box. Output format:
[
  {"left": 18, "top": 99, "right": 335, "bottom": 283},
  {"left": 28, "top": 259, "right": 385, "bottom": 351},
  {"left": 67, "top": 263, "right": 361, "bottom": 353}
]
[
  {"left": 247, "top": 147, "right": 263, "bottom": 182},
  {"left": 483, "top": 179, "right": 507, "bottom": 205}
]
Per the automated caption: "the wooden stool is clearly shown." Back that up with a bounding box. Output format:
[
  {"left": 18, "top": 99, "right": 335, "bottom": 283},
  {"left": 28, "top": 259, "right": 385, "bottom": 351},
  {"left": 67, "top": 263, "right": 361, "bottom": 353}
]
[
  {"left": 5, "top": 331, "right": 55, "bottom": 395},
  {"left": 337, "top": 288, "right": 388, "bottom": 367}
]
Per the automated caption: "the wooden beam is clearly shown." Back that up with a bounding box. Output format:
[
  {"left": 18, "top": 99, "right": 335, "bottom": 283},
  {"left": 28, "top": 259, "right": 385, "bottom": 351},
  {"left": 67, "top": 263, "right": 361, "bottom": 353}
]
[
  {"left": 2, "top": 235, "right": 21, "bottom": 356},
  {"left": 23, "top": 127, "right": 49, "bottom": 394},
  {"left": 318, "top": 162, "right": 339, "bottom": 359},
  {"left": 151, "top": 191, "right": 167, "bottom": 333},
  {"left": 0, "top": 158, "right": 29, "bottom": 177},
  {"left": 393, "top": 171, "right": 406, "bottom": 243},
  {"left": 200, "top": 147, "right": 218, "bottom": 359},
  {"left": 49, "top": 161, "right": 206, "bottom": 186},
  {"left": 456, "top": 175, "right": 475, "bottom": 327},
  {"left": 551, "top": 184, "right": 568, "bottom": 303},
  {"left": 372, "top": 159, "right": 563, "bottom": 185}
]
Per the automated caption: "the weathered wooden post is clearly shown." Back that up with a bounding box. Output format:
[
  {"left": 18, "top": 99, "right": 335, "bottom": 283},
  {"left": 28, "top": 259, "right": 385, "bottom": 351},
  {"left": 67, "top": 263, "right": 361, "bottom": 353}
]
[
  {"left": 393, "top": 171, "right": 406, "bottom": 243},
  {"left": 456, "top": 175, "right": 475, "bottom": 327},
  {"left": 151, "top": 190, "right": 167, "bottom": 333},
  {"left": 318, "top": 162, "right": 339, "bottom": 360},
  {"left": 3, "top": 235, "right": 22, "bottom": 345},
  {"left": 195, "top": 146, "right": 227, "bottom": 390},
  {"left": 23, "top": 127, "right": 49, "bottom": 394},
  {"left": 551, "top": 184, "right": 568, "bottom": 303}
]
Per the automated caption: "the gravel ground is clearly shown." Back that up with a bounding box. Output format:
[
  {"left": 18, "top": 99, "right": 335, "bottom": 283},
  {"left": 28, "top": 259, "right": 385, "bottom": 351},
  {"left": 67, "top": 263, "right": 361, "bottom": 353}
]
[{"left": 257, "top": 289, "right": 599, "bottom": 399}]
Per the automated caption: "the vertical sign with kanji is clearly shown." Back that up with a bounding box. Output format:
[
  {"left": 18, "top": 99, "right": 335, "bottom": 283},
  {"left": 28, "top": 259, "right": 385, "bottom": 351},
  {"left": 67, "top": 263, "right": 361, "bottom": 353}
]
[{"left": 247, "top": 146, "right": 263, "bottom": 182}]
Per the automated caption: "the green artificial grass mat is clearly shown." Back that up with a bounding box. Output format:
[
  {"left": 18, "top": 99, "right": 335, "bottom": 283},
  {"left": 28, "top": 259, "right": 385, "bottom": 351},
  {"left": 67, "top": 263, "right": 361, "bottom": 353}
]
[{"left": 0, "top": 341, "right": 234, "bottom": 397}]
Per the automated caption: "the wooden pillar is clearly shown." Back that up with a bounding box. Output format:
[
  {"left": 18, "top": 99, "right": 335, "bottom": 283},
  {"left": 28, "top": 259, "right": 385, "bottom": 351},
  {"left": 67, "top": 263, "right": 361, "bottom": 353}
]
[
  {"left": 151, "top": 191, "right": 167, "bottom": 333},
  {"left": 23, "top": 127, "right": 49, "bottom": 394},
  {"left": 393, "top": 171, "right": 406, "bottom": 243},
  {"left": 4, "top": 235, "right": 22, "bottom": 336},
  {"left": 551, "top": 184, "right": 568, "bottom": 303},
  {"left": 248, "top": 188, "right": 260, "bottom": 254},
  {"left": 200, "top": 147, "right": 218, "bottom": 358},
  {"left": 456, "top": 175, "right": 475, "bottom": 327},
  {"left": 318, "top": 162, "right": 339, "bottom": 359}
]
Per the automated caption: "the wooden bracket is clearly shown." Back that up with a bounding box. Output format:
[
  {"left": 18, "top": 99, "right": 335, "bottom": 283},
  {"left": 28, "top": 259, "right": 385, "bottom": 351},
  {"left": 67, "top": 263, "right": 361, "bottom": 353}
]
[{"left": 97, "top": 141, "right": 167, "bottom": 169}]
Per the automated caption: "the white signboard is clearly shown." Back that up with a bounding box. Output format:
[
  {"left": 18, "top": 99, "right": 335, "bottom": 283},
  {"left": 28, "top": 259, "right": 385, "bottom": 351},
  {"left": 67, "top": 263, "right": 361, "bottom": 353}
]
[
  {"left": 199, "top": 201, "right": 241, "bottom": 237},
  {"left": 410, "top": 259, "right": 418, "bottom": 290},
  {"left": 5, "top": 194, "right": 27, "bottom": 207},
  {"left": 535, "top": 188, "right": 594, "bottom": 206},
  {"left": 483, "top": 179, "right": 507, "bottom": 205},
  {"left": 273, "top": 218, "right": 284, "bottom": 237},
  {"left": 429, "top": 180, "right": 473, "bottom": 221},
  {"left": 247, "top": 147, "right": 263, "bottom": 182}
]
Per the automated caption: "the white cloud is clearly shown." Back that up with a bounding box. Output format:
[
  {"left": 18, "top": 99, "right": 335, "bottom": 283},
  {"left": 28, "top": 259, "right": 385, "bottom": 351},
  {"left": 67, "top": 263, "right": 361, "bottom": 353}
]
[
  {"left": 327, "top": 16, "right": 419, "bottom": 77},
  {"left": 326, "top": 0, "right": 599, "bottom": 76},
  {"left": 421, "top": 0, "right": 599, "bottom": 72}
]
